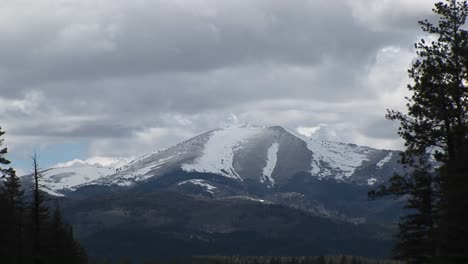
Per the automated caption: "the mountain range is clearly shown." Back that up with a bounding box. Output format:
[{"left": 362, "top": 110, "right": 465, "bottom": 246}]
[
  {"left": 21, "top": 125, "right": 406, "bottom": 260},
  {"left": 30, "top": 125, "right": 403, "bottom": 195}
]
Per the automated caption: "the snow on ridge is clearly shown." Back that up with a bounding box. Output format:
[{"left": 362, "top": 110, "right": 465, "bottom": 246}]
[
  {"left": 41, "top": 164, "right": 116, "bottom": 192},
  {"left": 376, "top": 152, "right": 393, "bottom": 168},
  {"left": 178, "top": 179, "right": 217, "bottom": 194},
  {"left": 123, "top": 155, "right": 176, "bottom": 177},
  {"left": 102, "top": 155, "right": 179, "bottom": 187},
  {"left": 285, "top": 128, "right": 371, "bottom": 179},
  {"left": 42, "top": 187, "right": 66, "bottom": 197},
  {"left": 182, "top": 126, "right": 262, "bottom": 179},
  {"left": 261, "top": 143, "right": 279, "bottom": 186}
]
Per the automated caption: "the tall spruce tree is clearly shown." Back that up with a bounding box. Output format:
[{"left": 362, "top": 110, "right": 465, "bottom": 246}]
[
  {"left": 0, "top": 127, "right": 16, "bottom": 185},
  {"left": 31, "top": 152, "right": 49, "bottom": 263},
  {"left": 0, "top": 126, "right": 12, "bottom": 257},
  {"left": 386, "top": 0, "right": 468, "bottom": 163},
  {"left": 389, "top": 167, "right": 437, "bottom": 263},
  {"left": 371, "top": 1, "right": 468, "bottom": 263},
  {"left": 2, "top": 169, "right": 26, "bottom": 264},
  {"left": 0, "top": 126, "right": 26, "bottom": 263},
  {"left": 436, "top": 143, "right": 468, "bottom": 263}
]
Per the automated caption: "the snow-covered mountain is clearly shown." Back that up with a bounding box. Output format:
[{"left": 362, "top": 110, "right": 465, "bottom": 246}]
[
  {"left": 30, "top": 125, "right": 406, "bottom": 250},
  {"left": 95, "top": 125, "right": 401, "bottom": 189},
  {"left": 31, "top": 125, "right": 403, "bottom": 197}
]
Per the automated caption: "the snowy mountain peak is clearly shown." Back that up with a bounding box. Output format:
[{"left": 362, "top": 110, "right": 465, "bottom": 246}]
[
  {"left": 296, "top": 125, "right": 342, "bottom": 142},
  {"left": 28, "top": 125, "right": 403, "bottom": 196}
]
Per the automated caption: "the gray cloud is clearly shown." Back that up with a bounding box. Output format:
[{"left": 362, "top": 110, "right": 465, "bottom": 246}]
[
  {"left": 0, "top": 0, "right": 422, "bottom": 90},
  {"left": 0, "top": 0, "right": 438, "bottom": 163}
]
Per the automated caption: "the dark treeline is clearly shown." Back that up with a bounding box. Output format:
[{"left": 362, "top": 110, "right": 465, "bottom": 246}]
[
  {"left": 91, "top": 255, "right": 402, "bottom": 264},
  {"left": 370, "top": 1, "right": 468, "bottom": 264},
  {"left": 0, "top": 126, "right": 87, "bottom": 264}
]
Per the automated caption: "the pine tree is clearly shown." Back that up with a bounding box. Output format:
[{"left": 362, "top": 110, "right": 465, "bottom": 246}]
[
  {"left": 0, "top": 126, "right": 26, "bottom": 263},
  {"left": 391, "top": 168, "right": 437, "bottom": 263},
  {"left": 48, "top": 201, "right": 88, "bottom": 264},
  {"left": 0, "top": 126, "right": 12, "bottom": 258},
  {"left": 372, "top": 1, "right": 468, "bottom": 263},
  {"left": 2, "top": 170, "right": 26, "bottom": 264},
  {"left": 0, "top": 127, "right": 16, "bottom": 188},
  {"left": 31, "top": 152, "right": 49, "bottom": 263},
  {"left": 436, "top": 144, "right": 468, "bottom": 263},
  {"left": 386, "top": 0, "right": 468, "bottom": 163}
]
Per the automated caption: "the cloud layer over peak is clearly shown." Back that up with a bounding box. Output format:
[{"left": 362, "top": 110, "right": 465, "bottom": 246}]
[{"left": 0, "top": 0, "right": 437, "bottom": 169}]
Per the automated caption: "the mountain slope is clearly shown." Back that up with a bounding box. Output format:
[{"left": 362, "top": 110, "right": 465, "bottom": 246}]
[
  {"left": 20, "top": 161, "right": 117, "bottom": 197},
  {"left": 77, "top": 125, "right": 402, "bottom": 191},
  {"left": 24, "top": 125, "right": 406, "bottom": 259},
  {"left": 63, "top": 191, "right": 395, "bottom": 260},
  {"left": 22, "top": 125, "right": 405, "bottom": 216}
]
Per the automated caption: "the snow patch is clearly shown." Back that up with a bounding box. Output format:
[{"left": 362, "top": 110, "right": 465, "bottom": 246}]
[
  {"left": 182, "top": 125, "right": 262, "bottom": 179},
  {"left": 368, "top": 178, "right": 378, "bottom": 186},
  {"left": 178, "top": 179, "right": 217, "bottom": 194},
  {"left": 130, "top": 155, "right": 176, "bottom": 178},
  {"left": 286, "top": 128, "right": 372, "bottom": 179},
  {"left": 42, "top": 187, "right": 66, "bottom": 197},
  {"left": 261, "top": 143, "right": 279, "bottom": 186},
  {"left": 376, "top": 152, "right": 393, "bottom": 168},
  {"left": 222, "top": 196, "right": 267, "bottom": 203}
]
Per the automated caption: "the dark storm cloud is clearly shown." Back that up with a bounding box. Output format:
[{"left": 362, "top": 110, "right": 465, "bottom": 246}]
[{"left": 1, "top": 0, "right": 412, "bottom": 94}]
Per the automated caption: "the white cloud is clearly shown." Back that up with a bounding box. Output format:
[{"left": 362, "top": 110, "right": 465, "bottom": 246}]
[
  {"left": 296, "top": 126, "right": 321, "bottom": 137},
  {"left": 54, "top": 156, "right": 132, "bottom": 169}
]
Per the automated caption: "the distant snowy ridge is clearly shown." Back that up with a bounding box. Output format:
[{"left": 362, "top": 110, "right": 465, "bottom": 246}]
[
  {"left": 285, "top": 128, "right": 376, "bottom": 179},
  {"left": 19, "top": 162, "right": 117, "bottom": 196},
  {"left": 27, "top": 124, "right": 402, "bottom": 196}
]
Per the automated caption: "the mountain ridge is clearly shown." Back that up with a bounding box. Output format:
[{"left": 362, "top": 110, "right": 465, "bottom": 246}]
[
  {"left": 17, "top": 125, "right": 406, "bottom": 259},
  {"left": 21, "top": 124, "right": 403, "bottom": 197}
]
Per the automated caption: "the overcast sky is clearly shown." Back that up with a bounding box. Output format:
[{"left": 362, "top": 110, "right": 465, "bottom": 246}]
[{"left": 0, "top": 0, "right": 438, "bottom": 174}]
